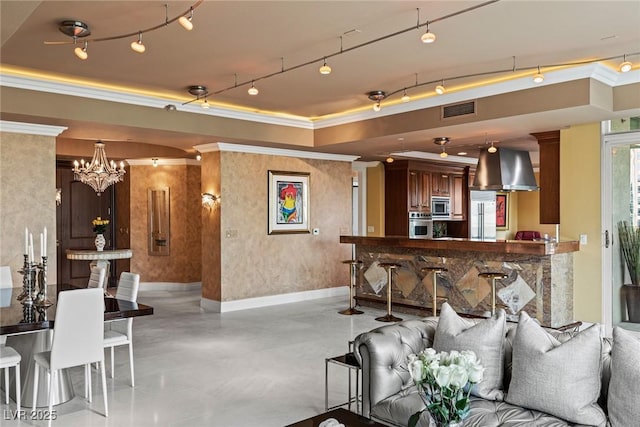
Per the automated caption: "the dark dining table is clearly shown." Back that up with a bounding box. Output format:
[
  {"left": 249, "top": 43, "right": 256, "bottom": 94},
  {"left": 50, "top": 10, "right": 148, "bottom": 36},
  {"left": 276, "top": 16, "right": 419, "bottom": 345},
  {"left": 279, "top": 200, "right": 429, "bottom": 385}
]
[{"left": 0, "top": 284, "right": 153, "bottom": 407}]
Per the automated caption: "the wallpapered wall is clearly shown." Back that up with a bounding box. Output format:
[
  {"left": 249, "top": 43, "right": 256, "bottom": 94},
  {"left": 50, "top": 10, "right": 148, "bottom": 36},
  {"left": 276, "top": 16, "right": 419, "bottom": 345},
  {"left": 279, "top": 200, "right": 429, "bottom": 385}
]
[
  {"left": 0, "top": 132, "right": 57, "bottom": 286},
  {"left": 129, "top": 164, "right": 201, "bottom": 284},
  {"left": 209, "top": 151, "right": 352, "bottom": 302}
]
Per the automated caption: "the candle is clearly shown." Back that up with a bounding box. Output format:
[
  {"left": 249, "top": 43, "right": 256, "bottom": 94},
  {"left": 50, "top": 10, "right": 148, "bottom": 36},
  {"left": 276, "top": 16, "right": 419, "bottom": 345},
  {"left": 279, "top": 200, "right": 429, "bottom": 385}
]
[
  {"left": 43, "top": 226, "right": 47, "bottom": 258},
  {"left": 40, "top": 233, "right": 44, "bottom": 259},
  {"left": 24, "top": 227, "right": 28, "bottom": 255},
  {"left": 29, "top": 233, "right": 34, "bottom": 264}
]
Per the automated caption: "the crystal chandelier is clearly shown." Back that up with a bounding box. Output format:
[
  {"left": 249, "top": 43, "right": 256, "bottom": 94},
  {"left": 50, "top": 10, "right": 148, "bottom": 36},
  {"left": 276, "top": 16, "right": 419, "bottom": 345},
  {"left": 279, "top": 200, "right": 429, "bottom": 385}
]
[{"left": 73, "top": 142, "right": 126, "bottom": 195}]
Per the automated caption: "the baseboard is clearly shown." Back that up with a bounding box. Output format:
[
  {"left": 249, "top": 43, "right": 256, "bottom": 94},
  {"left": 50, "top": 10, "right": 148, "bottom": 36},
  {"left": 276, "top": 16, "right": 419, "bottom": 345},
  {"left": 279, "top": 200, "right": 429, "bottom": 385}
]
[
  {"left": 139, "top": 282, "right": 202, "bottom": 292},
  {"left": 200, "top": 286, "right": 349, "bottom": 313}
]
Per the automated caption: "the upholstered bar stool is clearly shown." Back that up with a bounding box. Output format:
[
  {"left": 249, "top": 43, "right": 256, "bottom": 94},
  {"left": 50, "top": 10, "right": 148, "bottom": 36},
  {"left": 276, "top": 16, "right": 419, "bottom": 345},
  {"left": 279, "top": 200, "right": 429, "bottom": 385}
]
[
  {"left": 339, "top": 260, "right": 364, "bottom": 315},
  {"left": 478, "top": 272, "right": 508, "bottom": 316},
  {"left": 421, "top": 266, "right": 448, "bottom": 317},
  {"left": 376, "top": 262, "right": 402, "bottom": 322}
]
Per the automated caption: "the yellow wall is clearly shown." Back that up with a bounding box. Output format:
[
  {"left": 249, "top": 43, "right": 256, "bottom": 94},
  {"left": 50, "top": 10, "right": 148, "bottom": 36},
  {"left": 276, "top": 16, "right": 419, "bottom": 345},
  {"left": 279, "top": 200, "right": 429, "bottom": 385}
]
[
  {"left": 0, "top": 132, "right": 57, "bottom": 286},
  {"left": 516, "top": 173, "right": 560, "bottom": 238},
  {"left": 560, "top": 123, "right": 602, "bottom": 323},
  {"left": 367, "top": 163, "right": 385, "bottom": 236}
]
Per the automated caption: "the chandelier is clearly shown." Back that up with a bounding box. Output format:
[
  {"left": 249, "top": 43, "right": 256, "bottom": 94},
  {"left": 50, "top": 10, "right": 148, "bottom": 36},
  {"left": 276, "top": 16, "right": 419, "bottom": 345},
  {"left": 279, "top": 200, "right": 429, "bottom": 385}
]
[{"left": 73, "top": 142, "right": 126, "bottom": 194}]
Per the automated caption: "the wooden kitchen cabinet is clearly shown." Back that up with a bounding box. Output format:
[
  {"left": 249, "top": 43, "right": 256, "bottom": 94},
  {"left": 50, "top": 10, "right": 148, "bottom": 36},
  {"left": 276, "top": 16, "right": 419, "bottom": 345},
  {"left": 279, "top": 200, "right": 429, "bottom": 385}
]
[
  {"left": 451, "top": 174, "right": 465, "bottom": 219},
  {"left": 431, "top": 172, "right": 450, "bottom": 196}
]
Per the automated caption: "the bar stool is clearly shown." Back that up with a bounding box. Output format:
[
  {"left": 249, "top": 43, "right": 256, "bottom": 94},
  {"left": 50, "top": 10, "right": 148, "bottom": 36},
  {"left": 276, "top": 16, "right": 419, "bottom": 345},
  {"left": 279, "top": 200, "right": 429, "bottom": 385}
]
[
  {"left": 376, "top": 262, "right": 402, "bottom": 322},
  {"left": 339, "top": 259, "right": 364, "bottom": 315},
  {"left": 421, "top": 266, "right": 448, "bottom": 317},
  {"left": 478, "top": 272, "right": 508, "bottom": 316}
]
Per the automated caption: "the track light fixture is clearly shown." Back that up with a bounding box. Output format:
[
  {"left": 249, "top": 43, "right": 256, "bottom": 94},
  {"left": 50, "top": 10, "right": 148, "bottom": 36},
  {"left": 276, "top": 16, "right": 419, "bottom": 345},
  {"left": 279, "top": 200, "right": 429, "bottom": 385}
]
[
  {"left": 433, "top": 137, "right": 450, "bottom": 158},
  {"left": 248, "top": 81, "right": 259, "bottom": 95},
  {"left": 533, "top": 66, "right": 544, "bottom": 83},
  {"left": 367, "top": 90, "right": 386, "bottom": 111},
  {"left": 435, "top": 79, "right": 446, "bottom": 95},
  {"left": 152, "top": 158, "right": 159, "bottom": 167},
  {"left": 74, "top": 40, "right": 88, "bottom": 60},
  {"left": 48, "top": 1, "right": 203, "bottom": 59},
  {"left": 130, "top": 31, "right": 145, "bottom": 53},
  {"left": 179, "top": 7, "right": 195, "bottom": 31},
  {"left": 386, "top": 157, "right": 394, "bottom": 163},
  {"left": 319, "top": 57, "right": 332, "bottom": 75},
  {"left": 201, "top": 98, "right": 210, "bottom": 109},
  {"left": 401, "top": 90, "right": 410, "bottom": 103},
  {"left": 488, "top": 141, "right": 498, "bottom": 153},
  {"left": 421, "top": 22, "right": 436, "bottom": 44},
  {"left": 619, "top": 54, "right": 632, "bottom": 73}
]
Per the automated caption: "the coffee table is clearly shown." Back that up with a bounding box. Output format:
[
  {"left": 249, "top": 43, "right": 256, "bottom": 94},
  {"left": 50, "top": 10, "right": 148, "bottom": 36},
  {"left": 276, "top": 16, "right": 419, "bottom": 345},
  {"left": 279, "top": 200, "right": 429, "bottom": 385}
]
[{"left": 285, "top": 408, "right": 387, "bottom": 427}]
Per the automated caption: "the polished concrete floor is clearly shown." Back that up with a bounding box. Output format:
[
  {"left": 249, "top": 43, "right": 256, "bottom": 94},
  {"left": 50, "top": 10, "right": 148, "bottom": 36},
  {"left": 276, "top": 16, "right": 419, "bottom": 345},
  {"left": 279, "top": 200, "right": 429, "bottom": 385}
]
[{"left": 2, "top": 289, "right": 417, "bottom": 426}]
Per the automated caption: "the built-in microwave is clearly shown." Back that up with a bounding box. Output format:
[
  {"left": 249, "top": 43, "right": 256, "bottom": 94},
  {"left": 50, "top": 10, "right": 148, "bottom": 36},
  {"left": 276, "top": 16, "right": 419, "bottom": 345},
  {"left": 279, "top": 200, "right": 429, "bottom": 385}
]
[{"left": 431, "top": 196, "right": 451, "bottom": 218}]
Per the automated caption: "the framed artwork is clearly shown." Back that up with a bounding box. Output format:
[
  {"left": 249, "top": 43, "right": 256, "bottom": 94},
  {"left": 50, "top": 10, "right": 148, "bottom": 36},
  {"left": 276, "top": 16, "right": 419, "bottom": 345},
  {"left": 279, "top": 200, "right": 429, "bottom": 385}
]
[
  {"left": 496, "top": 192, "right": 509, "bottom": 230},
  {"left": 268, "top": 170, "right": 310, "bottom": 234}
]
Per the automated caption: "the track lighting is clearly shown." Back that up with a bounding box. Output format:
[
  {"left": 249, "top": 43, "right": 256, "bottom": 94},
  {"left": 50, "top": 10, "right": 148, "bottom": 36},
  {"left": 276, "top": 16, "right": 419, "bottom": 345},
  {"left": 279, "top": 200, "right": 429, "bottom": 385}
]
[
  {"left": 386, "top": 157, "right": 394, "bottom": 163},
  {"left": 196, "top": 153, "right": 202, "bottom": 161},
  {"left": 74, "top": 41, "right": 88, "bottom": 60},
  {"left": 201, "top": 98, "right": 210, "bottom": 109},
  {"left": 433, "top": 137, "right": 450, "bottom": 158},
  {"left": 367, "top": 90, "right": 386, "bottom": 111},
  {"left": 152, "top": 158, "right": 158, "bottom": 167},
  {"left": 179, "top": 7, "right": 194, "bottom": 31},
  {"left": 130, "top": 31, "right": 145, "bottom": 53},
  {"left": 435, "top": 80, "right": 446, "bottom": 95},
  {"left": 373, "top": 102, "right": 381, "bottom": 112},
  {"left": 533, "top": 66, "right": 544, "bottom": 83},
  {"left": 488, "top": 141, "right": 498, "bottom": 153},
  {"left": 421, "top": 22, "right": 436, "bottom": 44},
  {"left": 319, "top": 58, "right": 332, "bottom": 75},
  {"left": 248, "top": 81, "right": 259, "bottom": 95},
  {"left": 401, "top": 90, "right": 410, "bottom": 103},
  {"left": 619, "top": 54, "right": 632, "bottom": 72}
]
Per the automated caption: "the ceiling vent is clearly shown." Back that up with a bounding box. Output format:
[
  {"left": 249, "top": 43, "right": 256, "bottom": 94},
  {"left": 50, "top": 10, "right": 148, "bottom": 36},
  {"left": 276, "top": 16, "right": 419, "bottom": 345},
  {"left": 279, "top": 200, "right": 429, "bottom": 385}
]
[{"left": 442, "top": 100, "right": 476, "bottom": 119}]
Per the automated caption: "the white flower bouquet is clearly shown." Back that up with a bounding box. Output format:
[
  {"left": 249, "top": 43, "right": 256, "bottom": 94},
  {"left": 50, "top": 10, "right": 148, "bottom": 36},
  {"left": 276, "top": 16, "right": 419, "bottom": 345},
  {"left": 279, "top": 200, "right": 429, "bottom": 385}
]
[{"left": 407, "top": 348, "right": 484, "bottom": 427}]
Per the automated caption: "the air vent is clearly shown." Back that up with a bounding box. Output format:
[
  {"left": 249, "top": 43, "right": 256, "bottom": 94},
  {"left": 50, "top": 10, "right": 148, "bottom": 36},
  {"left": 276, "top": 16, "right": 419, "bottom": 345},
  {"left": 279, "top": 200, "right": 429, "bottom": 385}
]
[{"left": 442, "top": 100, "right": 476, "bottom": 119}]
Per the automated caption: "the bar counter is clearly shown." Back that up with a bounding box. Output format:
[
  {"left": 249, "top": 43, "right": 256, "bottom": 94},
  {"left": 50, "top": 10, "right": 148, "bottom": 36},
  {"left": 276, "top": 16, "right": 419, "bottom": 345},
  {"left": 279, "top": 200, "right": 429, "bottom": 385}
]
[{"left": 340, "top": 235, "right": 580, "bottom": 328}]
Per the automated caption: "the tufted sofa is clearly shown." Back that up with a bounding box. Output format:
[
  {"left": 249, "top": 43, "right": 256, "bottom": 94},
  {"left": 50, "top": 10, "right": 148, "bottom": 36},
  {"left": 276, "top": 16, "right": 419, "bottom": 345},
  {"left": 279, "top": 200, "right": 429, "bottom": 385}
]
[{"left": 353, "top": 317, "right": 615, "bottom": 427}]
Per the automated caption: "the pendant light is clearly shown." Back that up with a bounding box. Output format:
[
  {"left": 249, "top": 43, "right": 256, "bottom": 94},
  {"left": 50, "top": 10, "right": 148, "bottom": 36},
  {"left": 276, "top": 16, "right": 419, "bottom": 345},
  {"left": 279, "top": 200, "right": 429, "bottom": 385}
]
[
  {"left": 319, "top": 57, "right": 332, "bottom": 75},
  {"left": 435, "top": 79, "right": 446, "bottom": 95},
  {"left": 421, "top": 22, "right": 436, "bottom": 44},
  {"left": 179, "top": 7, "right": 194, "bottom": 31},
  {"left": 533, "top": 66, "right": 544, "bottom": 83},
  {"left": 248, "top": 81, "right": 259, "bottom": 96},
  {"left": 433, "top": 137, "right": 450, "bottom": 158},
  {"left": 401, "top": 90, "right": 410, "bottom": 103},
  {"left": 131, "top": 32, "right": 145, "bottom": 53},
  {"left": 367, "top": 90, "right": 386, "bottom": 111},
  {"left": 619, "top": 54, "right": 632, "bottom": 73}
]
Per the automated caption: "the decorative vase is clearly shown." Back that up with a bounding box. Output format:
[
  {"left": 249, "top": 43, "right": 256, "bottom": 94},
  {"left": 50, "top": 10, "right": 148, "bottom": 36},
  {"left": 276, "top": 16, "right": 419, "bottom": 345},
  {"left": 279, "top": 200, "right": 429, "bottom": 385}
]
[
  {"left": 623, "top": 284, "right": 640, "bottom": 323},
  {"left": 94, "top": 233, "right": 106, "bottom": 252}
]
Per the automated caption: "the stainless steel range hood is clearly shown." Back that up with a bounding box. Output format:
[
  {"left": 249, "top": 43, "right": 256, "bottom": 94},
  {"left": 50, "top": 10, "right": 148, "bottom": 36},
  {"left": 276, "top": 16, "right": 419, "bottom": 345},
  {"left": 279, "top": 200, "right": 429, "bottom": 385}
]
[{"left": 470, "top": 147, "right": 539, "bottom": 191}]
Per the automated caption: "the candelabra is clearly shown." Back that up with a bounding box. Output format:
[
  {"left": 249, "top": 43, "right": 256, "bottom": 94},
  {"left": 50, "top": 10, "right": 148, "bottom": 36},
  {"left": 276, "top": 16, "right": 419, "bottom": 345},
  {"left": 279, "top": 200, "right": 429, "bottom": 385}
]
[
  {"left": 17, "top": 254, "right": 52, "bottom": 308},
  {"left": 35, "top": 256, "right": 52, "bottom": 308}
]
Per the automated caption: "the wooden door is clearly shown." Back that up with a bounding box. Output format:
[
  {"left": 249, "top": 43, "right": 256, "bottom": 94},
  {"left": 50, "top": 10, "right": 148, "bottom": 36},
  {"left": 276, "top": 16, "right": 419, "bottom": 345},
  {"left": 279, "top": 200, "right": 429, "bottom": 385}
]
[{"left": 56, "top": 161, "right": 115, "bottom": 288}]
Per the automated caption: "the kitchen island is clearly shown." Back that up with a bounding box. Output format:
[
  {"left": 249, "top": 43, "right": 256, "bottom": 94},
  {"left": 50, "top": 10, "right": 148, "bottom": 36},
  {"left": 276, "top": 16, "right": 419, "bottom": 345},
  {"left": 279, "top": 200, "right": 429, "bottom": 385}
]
[{"left": 340, "top": 236, "right": 580, "bottom": 327}]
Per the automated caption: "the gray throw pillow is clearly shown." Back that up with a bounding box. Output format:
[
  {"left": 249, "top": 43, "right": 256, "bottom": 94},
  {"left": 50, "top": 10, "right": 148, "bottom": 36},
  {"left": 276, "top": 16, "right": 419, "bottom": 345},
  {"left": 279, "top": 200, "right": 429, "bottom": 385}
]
[
  {"left": 506, "top": 312, "right": 606, "bottom": 426},
  {"left": 608, "top": 327, "right": 640, "bottom": 427},
  {"left": 433, "top": 302, "right": 507, "bottom": 400}
]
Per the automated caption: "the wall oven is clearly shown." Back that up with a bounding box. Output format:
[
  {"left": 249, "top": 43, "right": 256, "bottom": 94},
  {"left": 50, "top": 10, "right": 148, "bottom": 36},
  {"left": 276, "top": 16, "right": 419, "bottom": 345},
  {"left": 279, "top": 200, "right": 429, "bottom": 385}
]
[
  {"left": 431, "top": 196, "right": 451, "bottom": 218},
  {"left": 409, "top": 212, "right": 433, "bottom": 239}
]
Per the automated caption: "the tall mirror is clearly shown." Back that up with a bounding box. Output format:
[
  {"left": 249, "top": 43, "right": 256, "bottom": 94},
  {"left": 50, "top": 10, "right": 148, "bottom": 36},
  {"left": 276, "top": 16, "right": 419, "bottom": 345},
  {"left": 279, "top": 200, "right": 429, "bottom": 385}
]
[{"left": 148, "top": 187, "right": 170, "bottom": 256}]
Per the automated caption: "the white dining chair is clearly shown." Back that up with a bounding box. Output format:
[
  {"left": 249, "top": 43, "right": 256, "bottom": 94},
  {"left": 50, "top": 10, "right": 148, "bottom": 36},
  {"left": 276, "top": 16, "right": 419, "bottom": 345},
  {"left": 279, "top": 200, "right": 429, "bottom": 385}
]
[
  {"left": 0, "top": 266, "right": 21, "bottom": 412},
  {"left": 32, "top": 288, "right": 108, "bottom": 417},
  {"left": 104, "top": 272, "right": 140, "bottom": 387},
  {"left": 87, "top": 266, "right": 106, "bottom": 289}
]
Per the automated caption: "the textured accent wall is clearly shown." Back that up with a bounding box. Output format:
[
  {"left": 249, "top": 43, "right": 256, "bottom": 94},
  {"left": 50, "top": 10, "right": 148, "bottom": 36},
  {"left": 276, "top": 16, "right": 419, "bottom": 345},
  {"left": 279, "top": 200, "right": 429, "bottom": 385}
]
[
  {"left": 0, "top": 132, "right": 57, "bottom": 285},
  {"left": 216, "top": 151, "right": 352, "bottom": 301},
  {"left": 129, "top": 164, "right": 201, "bottom": 284},
  {"left": 201, "top": 151, "right": 221, "bottom": 302}
]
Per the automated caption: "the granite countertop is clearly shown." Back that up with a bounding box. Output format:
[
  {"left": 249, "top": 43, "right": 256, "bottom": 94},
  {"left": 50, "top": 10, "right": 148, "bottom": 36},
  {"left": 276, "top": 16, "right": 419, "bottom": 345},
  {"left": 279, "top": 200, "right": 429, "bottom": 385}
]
[{"left": 340, "top": 235, "right": 579, "bottom": 255}]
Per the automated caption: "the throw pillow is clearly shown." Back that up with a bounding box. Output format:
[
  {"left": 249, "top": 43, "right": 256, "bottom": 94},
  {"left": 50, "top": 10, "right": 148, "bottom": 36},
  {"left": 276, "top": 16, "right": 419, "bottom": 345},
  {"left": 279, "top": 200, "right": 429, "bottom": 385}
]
[
  {"left": 608, "top": 327, "right": 640, "bottom": 427},
  {"left": 433, "top": 302, "right": 507, "bottom": 400},
  {"left": 505, "top": 312, "right": 606, "bottom": 426}
]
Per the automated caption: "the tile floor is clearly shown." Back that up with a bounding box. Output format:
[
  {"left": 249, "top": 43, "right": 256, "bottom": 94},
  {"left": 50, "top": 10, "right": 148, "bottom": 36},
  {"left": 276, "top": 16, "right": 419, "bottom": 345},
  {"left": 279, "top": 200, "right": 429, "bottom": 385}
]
[{"left": 2, "top": 289, "right": 417, "bottom": 426}]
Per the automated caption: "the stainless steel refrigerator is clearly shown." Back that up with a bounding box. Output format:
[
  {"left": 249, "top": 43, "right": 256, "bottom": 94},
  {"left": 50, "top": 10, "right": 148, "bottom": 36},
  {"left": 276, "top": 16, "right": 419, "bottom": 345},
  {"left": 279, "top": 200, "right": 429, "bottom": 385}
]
[{"left": 470, "top": 191, "right": 497, "bottom": 240}]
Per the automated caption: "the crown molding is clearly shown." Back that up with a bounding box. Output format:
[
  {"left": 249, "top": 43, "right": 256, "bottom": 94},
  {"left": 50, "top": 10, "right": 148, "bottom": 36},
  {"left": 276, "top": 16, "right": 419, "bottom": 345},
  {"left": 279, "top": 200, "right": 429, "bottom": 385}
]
[
  {"left": 126, "top": 158, "right": 199, "bottom": 166},
  {"left": 0, "top": 120, "right": 67, "bottom": 136},
  {"left": 390, "top": 150, "right": 478, "bottom": 165},
  {"left": 195, "top": 142, "right": 359, "bottom": 162}
]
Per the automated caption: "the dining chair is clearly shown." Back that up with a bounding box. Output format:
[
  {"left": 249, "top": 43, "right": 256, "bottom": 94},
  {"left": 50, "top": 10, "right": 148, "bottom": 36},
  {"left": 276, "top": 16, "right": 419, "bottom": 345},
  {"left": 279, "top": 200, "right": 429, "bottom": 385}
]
[
  {"left": 32, "top": 288, "right": 108, "bottom": 417},
  {"left": 104, "top": 272, "right": 140, "bottom": 387},
  {"left": 0, "top": 336, "right": 21, "bottom": 413},
  {"left": 87, "top": 266, "right": 106, "bottom": 289}
]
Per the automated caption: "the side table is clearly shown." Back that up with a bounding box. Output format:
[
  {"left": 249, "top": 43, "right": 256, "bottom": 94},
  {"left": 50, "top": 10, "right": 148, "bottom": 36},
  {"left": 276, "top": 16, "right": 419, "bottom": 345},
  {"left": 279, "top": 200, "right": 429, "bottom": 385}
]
[{"left": 325, "top": 350, "right": 361, "bottom": 414}]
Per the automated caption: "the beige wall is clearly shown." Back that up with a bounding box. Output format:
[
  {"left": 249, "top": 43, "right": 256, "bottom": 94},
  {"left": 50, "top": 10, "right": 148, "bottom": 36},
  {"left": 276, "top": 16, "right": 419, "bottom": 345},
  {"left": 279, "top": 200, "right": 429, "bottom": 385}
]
[
  {"left": 0, "top": 132, "right": 57, "bottom": 286},
  {"left": 367, "top": 163, "right": 385, "bottom": 236},
  {"left": 560, "top": 123, "right": 602, "bottom": 323},
  {"left": 201, "top": 151, "right": 222, "bottom": 302},
  {"left": 129, "top": 164, "right": 201, "bottom": 284},
  {"left": 515, "top": 173, "right": 560, "bottom": 239},
  {"left": 216, "top": 151, "right": 352, "bottom": 301}
]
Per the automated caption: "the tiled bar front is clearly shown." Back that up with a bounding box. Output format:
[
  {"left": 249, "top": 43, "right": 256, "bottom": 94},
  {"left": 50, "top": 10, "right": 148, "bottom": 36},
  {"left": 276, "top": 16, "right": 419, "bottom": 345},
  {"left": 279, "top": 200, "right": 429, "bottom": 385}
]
[{"left": 341, "top": 237, "right": 577, "bottom": 328}]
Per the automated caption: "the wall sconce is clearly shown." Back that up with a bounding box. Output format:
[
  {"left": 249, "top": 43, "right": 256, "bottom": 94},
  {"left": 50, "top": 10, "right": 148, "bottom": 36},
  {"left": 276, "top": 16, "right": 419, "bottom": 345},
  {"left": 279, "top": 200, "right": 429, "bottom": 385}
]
[
  {"left": 56, "top": 188, "right": 62, "bottom": 206},
  {"left": 202, "top": 192, "right": 219, "bottom": 209}
]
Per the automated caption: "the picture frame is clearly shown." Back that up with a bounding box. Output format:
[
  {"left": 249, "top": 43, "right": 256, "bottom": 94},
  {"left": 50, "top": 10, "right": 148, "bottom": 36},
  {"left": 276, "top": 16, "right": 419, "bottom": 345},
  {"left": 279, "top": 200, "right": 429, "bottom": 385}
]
[
  {"left": 496, "top": 192, "right": 509, "bottom": 230},
  {"left": 268, "top": 170, "right": 310, "bottom": 234}
]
